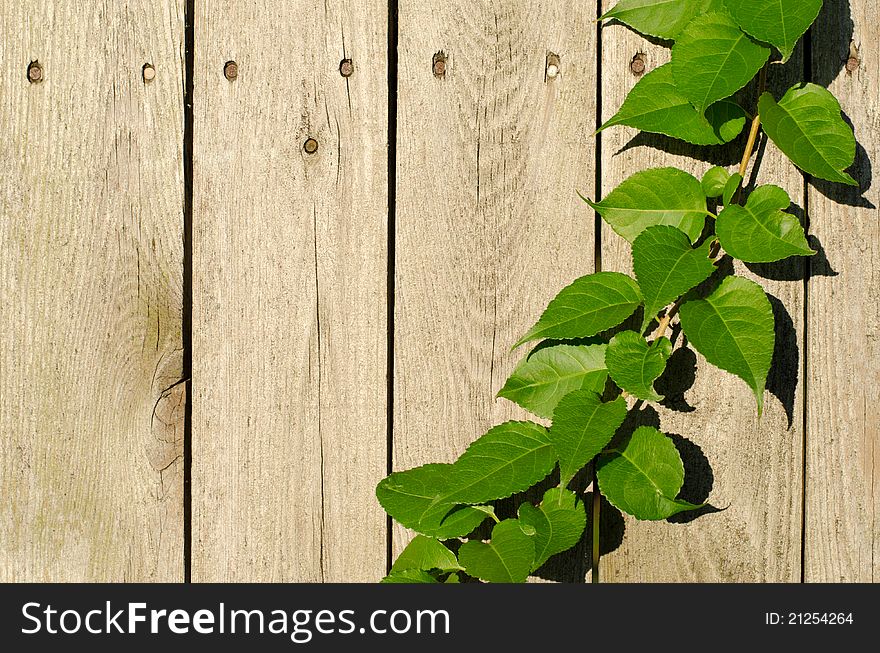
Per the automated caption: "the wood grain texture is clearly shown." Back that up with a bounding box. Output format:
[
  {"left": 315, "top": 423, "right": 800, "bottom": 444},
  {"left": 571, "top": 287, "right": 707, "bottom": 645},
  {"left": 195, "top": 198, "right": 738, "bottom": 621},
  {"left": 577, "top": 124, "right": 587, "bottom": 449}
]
[
  {"left": 393, "top": 1, "right": 598, "bottom": 561},
  {"left": 805, "top": 0, "right": 879, "bottom": 582},
  {"left": 598, "top": 3, "right": 805, "bottom": 581},
  {"left": 192, "top": 1, "right": 388, "bottom": 581},
  {"left": 0, "top": 1, "right": 185, "bottom": 580}
]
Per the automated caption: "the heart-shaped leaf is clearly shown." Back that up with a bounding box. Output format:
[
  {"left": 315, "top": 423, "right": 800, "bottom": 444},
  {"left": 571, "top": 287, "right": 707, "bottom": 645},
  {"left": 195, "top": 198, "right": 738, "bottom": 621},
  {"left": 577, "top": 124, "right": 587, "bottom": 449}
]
[
  {"left": 376, "top": 464, "right": 488, "bottom": 538},
  {"left": 498, "top": 343, "right": 608, "bottom": 419},
  {"left": 605, "top": 331, "right": 673, "bottom": 402},
  {"left": 389, "top": 535, "right": 462, "bottom": 575},
  {"left": 672, "top": 12, "right": 770, "bottom": 114},
  {"left": 584, "top": 167, "right": 710, "bottom": 243},
  {"left": 716, "top": 185, "right": 816, "bottom": 262},
  {"left": 633, "top": 225, "right": 716, "bottom": 332},
  {"left": 724, "top": 0, "right": 822, "bottom": 62},
  {"left": 702, "top": 166, "right": 731, "bottom": 198},
  {"left": 599, "top": 64, "right": 747, "bottom": 146},
  {"left": 679, "top": 276, "right": 775, "bottom": 414},
  {"left": 759, "top": 84, "right": 858, "bottom": 186},
  {"left": 549, "top": 390, "right": 628, "bottom": 485},
  {"left": 518, "top": 488, "right": 587, "bottom": 570},
  {"left": 514, "top": 272, "right": 642, "bottom": 348},
  {"left": 458, "top": 520, "right": 535, "bottom": 583},
  {"left": 600, "top": 0, "right": 703, "bottom": 40},
  {"left": 445, "top": 421, "right": 556, "bottom": 504},
  {"left": 597, "top": 426, "right": 703, "bottom": 520}
]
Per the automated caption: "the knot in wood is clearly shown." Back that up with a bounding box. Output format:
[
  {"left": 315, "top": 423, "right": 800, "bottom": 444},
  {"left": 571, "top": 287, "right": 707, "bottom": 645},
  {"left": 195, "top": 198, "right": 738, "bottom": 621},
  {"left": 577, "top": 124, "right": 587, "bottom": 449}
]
[
  {"left": 432, "top": 51, "right": 447, "bottom": 78},
  {"left": 27, "top": 61, "right": 43, "bottom": 83},
  {"left": 224, "top": 60, "right": 239, "bottom": 81},
  {"left": 630, "top": 53, "right": 646, "bottom": 76}
]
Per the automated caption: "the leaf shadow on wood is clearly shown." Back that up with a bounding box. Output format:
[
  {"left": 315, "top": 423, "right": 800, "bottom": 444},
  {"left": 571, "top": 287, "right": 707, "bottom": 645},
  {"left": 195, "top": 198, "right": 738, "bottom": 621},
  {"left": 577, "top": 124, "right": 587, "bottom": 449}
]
[
  {"left": 765, "top": 294, "right": 799, "bottom": 429},
  {"left": 666, "top": 432, "right": 721, "bottom": 523},
  {"left": 811, "top": 0, "right": 855, "bottom": 90},
  {"left": 656, "top": 339, "right": 697, "bottom": 413},
  {"left": 613, "top": 130, "right": 746, "bottom": 167},
  {"left": 810, "top": 138, "right": 874, "bottom": 209}
]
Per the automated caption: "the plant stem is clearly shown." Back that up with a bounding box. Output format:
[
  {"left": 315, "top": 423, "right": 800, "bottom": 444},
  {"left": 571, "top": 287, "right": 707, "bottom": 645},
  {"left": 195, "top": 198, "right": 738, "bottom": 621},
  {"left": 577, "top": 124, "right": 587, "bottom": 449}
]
[
  {"left": 591, "top": 464, "right": 601, "bottom": 583},
  {"left": 734, "top": 64, "right": 769, "bottom": 202}
]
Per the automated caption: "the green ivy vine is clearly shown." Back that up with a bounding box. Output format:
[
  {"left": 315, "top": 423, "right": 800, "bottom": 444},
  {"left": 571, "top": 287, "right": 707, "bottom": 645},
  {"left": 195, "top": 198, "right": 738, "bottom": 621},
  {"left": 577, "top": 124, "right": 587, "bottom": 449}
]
[{"left": 377, "top": 0, "right": 857, "bottom": 583}]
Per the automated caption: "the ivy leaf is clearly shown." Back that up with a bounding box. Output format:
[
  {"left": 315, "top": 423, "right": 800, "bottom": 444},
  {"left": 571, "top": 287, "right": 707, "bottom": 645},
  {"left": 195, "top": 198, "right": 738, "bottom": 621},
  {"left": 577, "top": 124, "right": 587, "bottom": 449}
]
[
  {"left": 716, "top": 185, "right": 816, "bottom": 262},
  {"left": 498, "top": 344, "right": 608, "bottom": 419},
  {"left": 605, "top": 331, "right": 673, "bottom": 402},
  {"left": 549, "top": 390, "right": 627, "bottom": 485},
  {"left": 445, "top": 421, "right": 556, "bottom": 504},
  {"left": 380, "top": 569, "right": 440, "bottom": 584},
  {"left": 518, "top": 488, "right": 587, "bottom": 570},
  {"left": 632, "top": 225, "right": 716, "bottom": 332},
  {"left": 598, "top": 426, "right": 703, "bottom": 520},
  {"left": 599, "top": 64, "right": 747, "bottom": 146},
  {"left": 514, "top": 272, "right": 643, "bottom": 349},
  {"left": 759, "top": 84, "right": 858, "bottom": 186},
  {"left": 679, "top": 276, "right": 775, "bottom": 414},
  {"left": 722, "top": 172, "right": 743, "bottom": 206},
  {"left": 584, "top": 167, "right": 710, "bottom": 243},
  {"left": 376, "top": 464, "right": 488, "bottom": 538},
  {"left": 458, "top": 520, "right": 535, "bottom": 583},
  {"left": 724, "top": 0, "right": 822, "bottom": 63},
  {"left": 702, "top": 166, "right": 731, "bottom": 198},
  {"left": 672, "top": 12, "right": 771, "bottom": 114},
  {"left": 600, "top": 0, "right": 703, "bottom": 40},
  {"left": 389, "top": 535, "right": 462, "bottom": 575}
]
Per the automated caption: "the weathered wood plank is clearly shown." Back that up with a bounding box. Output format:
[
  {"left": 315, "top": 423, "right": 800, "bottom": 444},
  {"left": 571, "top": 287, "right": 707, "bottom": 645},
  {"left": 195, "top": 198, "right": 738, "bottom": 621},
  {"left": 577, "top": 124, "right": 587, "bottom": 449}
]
[
  {"left": 0, "top": 2, "right": 185, "bottom": 580},
  {"left": 598, "top": 7, "right": 804, "bottom": 581},
  {"left": 192, "top": 1, "right": 388, "bottom": 581},
  {"left": 805, "top": 0, "right": 879, "bottom": 582},
  {"left": 393, "top": 1, "right": 598, "bottom": 563}
]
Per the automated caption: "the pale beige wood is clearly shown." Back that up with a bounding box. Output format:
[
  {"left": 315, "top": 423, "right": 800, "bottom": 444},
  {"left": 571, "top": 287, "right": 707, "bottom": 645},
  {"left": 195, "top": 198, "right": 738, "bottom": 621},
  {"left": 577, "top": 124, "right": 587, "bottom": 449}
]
[
  {"left": 0, "top": 2, "right": 185, "bottom": 580},
  {"left": 598, "top": 6, "right": 805, "bottom": 581},
  {"left": 394, "top": 1, "right": 598, "bottom": 561},
  {"left": 192, "top": 1, "right": 388, "bottom": 581},
  {"left": 805, "top": 0, "right": 879, "bottom": 582}
]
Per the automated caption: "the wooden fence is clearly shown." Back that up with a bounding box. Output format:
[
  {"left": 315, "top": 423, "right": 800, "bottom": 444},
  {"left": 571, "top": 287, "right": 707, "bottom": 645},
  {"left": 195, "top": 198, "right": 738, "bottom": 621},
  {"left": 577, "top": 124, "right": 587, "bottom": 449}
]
[{"left": 1, "top": 0, "right": 876, "bottom": 582}]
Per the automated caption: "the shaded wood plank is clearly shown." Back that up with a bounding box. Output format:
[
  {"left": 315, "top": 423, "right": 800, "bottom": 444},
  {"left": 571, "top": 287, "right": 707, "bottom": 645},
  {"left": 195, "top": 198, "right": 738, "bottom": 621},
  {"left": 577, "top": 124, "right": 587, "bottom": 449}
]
[
  {"left": 598, "top": 6, "right": 805, "bottom": 581},
  {"left": 192, "top": 1, "right": 388, "bottom": 581},
  {"left": 0, "top": 1, "right": 185, "bottom": 580},
  {"left": 393, "top": 1, "right": 598, "bottom": 566},
  {"left": 805, "top": 0, "right": 879, "bottom": 582}
]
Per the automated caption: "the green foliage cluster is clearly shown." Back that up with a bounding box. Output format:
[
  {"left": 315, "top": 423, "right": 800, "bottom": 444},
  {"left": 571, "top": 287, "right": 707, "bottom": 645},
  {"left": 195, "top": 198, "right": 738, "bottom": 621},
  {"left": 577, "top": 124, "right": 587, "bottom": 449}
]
[{"left": 377, "top": 0, "right": 857, "bottom": 583}]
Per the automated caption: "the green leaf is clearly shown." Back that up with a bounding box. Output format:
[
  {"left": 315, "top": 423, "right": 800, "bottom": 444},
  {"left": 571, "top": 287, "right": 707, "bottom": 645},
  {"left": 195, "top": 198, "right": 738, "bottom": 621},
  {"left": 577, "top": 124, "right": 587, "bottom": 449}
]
[
  {"left": 722, "top": 172, "right": 743, "bottom": 206},
  {"left": 514, "top": 272, "right": 643, "bottom": 349},
  {"left": 584, "top": 167, "right": 710, "bottom": 243},
  {"left": 458, "top": 520, "right": 535, "bottom": 583},
  {"left": 759, "top": 84, "right": 858, "bottom": 186},
  {"left": 444, "top": 573, "right": 460, "bottom": 583},
  {"left": 724, "top": 0, "right": 822, "bottom": 62},
  {"left": 632, "top": 225, "right": 716, "bottom": 332},
  {"left": 390, "top": 535, "right": 462, "bottom": 575},
  {"left": 716, "top": 185, "right": 816, "bottom": 262},
  {"left": 549, "top": 390, "right": 627, "bottom": 485},
  {"left": 605, "top": 331, "right": 673, "bottom": 402},
  {"left": 679, "top": 276, "right": 775, "bottom": 413},
  {"left": 381, "top": 569, "right": 440, "bottom": 584},
  {"left": 518, "top": 488, "right": 586, "bottom": 570},
  {"left": 599, "top": 64, "right": 747, "bottom": 146},
  {"left": 598, "top": 426, "right": 703, "bottom": 520},
  {"left": 376, "top": 464, "right": 488, "bottom": 538},
  {"left": 445, "top": 421, "right": 556, "bottom": 504},
  {"left": 600, "top": 0, "right": 702, "bottom": 40},
  {"left": 498, "top": 344, "right": 608, "bottom": 419},
  {"left": 672, "top": 12, "right": 771, "bottom": 114},
  {"left": 702, "top": 166, "right": 731, "bottom": 198}
]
